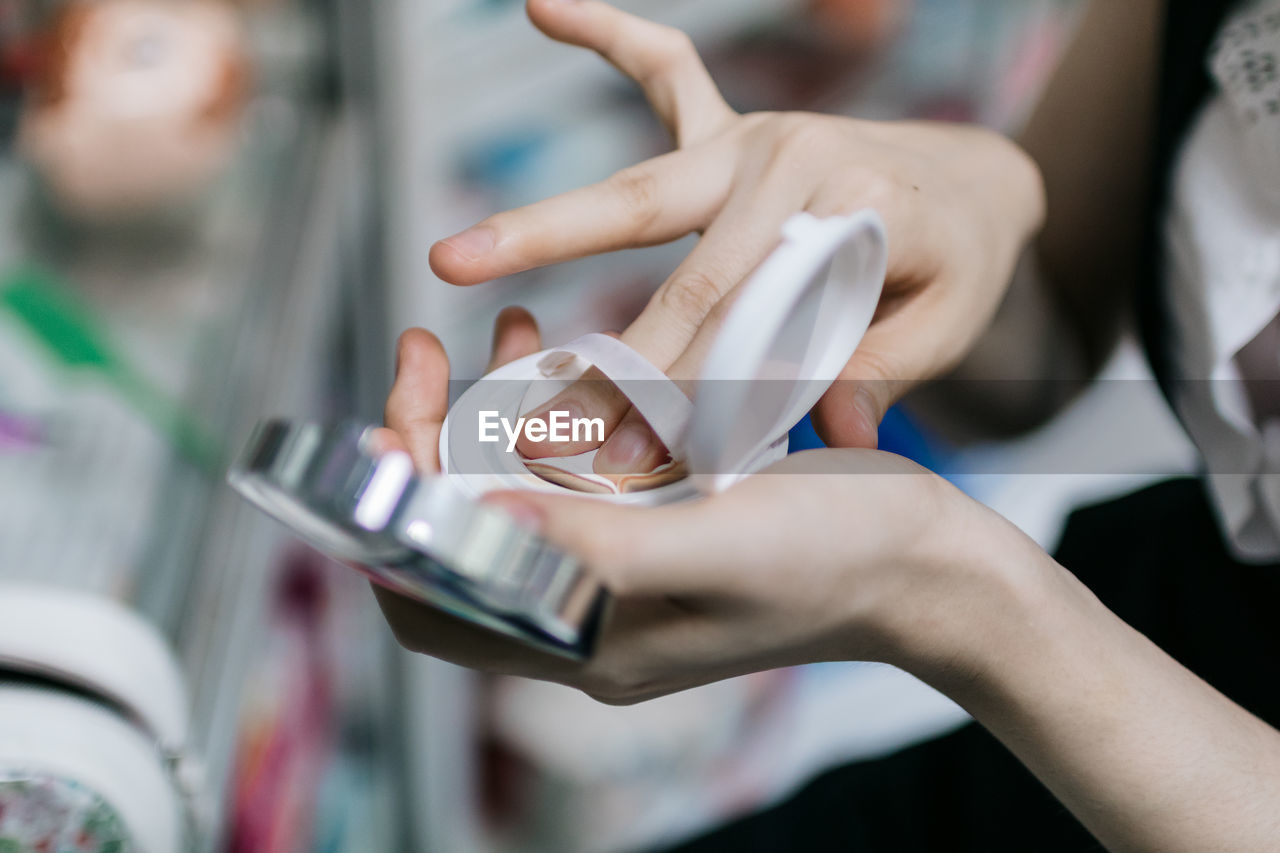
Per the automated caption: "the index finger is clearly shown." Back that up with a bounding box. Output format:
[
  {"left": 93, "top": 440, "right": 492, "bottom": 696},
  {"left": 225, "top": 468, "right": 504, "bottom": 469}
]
[{"left": 431, "top": 146, "right": 733, "bottom": 286}]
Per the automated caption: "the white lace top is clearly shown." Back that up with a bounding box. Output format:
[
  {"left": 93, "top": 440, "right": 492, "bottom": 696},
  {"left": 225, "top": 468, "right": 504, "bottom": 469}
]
[{"left": 1165, "top": 0, "right": 1280, "bottom": 560}]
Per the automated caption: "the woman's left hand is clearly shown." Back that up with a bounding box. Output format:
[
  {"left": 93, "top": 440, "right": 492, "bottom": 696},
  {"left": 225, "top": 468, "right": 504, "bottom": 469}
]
[{"left": 372, "top": 314, "right": 1030, "bottom": 702}]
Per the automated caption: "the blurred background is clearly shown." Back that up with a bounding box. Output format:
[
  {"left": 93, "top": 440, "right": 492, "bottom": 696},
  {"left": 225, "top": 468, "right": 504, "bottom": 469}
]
[{"left": 0, "top": 1, "right": 1170, "bottom": 851}]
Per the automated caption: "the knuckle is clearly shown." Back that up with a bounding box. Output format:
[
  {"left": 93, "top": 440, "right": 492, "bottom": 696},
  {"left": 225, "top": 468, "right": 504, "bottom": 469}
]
[
  {"left": 740, "top": 110, "right": 783, "bottom": 135},
  {"left": 607, "top": 167, "right": 661, "bottom": 231},
  {"left": 645, "top": 26, "right": 698, "bottom": 76},
  {"left": 770, "top": 114, "right": 839, "bottom": 162},
  {"left": 850, "top": 347, "right": 907, "bottom": 392},
  {"left": 809, "top": 158, "right": 906, "bottom": 221},
  {"left": 657, "top": 269, "right": 724, "bottom": 323},
  {"left": 840, "top": 165, "right": 900, "bottom": 210},
  {"left": 701, "top": 287, "right": 734, "bottom": 327}
]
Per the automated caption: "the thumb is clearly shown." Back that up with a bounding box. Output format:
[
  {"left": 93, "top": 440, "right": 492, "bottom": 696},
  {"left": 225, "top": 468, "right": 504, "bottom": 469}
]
[
  {"left": 480, "top": 490, "right": 716, "bottom": 597},
  {"left": 384, "top": 328, "right": 450, "bottom": 473},
  {"left": 811, "top": 342, "right": 913, "bottom": 451},
  {"left": 811, "top": 289, "right": 960, "bottom": 449}
]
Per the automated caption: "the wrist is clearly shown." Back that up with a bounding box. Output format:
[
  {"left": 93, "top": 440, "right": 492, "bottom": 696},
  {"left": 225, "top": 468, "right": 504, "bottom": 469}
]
[{"left": 868, "top": 483, "right": 1060, "bottom": 691}]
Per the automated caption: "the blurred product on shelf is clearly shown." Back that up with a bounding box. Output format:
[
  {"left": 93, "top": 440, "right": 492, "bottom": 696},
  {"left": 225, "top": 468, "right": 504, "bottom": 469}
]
[
  {"left": 0, "top": 584, "right": 195, "bottom": 853},
  {"left": 0, "top": 298, "right": 174, "bottom": 603},
  {"left": 0, "top": 0, "right": 400, "bottom": 849},
  {"left": 0, "top": 265, "right": 222, "bottom": 470},
  {"left": 705, "top": 0, "right": 1072, "bottom": 122},
  {"left": 0, "top": 409, "right": 42, "bottom": 449},
  {"left": 0, "top": 770, "right": 135, "bottom": 853},
  {"left": 806, "top": 0, "right": 911, "bottom": 52},
  {"left": 225, "top": 550, "right": 399, "bottom": 853},
  {"left": 18, "top": 0, "right": 249, "bottom": 219},
  {"left": 0, "top": 0, "right": 39, "bottom": 144},
  {"left": 226, "top": 554, "right": 335, "bottom": 853},
  {"left": 485, "top": 671, "right": 790, "bottom": 851}
]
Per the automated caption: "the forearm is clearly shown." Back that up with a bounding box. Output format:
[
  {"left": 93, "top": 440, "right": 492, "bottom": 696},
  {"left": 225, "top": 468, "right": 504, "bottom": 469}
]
[
  {"left": 893, "top": 500, "right": 1280, "bottom": 852},
  {"left": 909, "top": 0, "right": 1165, "bottom": 438},
  {"left": 1018, "top": 0, "right": 1162, "bottom": 368}
]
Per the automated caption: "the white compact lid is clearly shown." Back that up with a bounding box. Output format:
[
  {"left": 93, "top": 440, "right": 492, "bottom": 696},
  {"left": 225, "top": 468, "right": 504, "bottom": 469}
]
[
  {"left": 440, "top": 210, "right": 886, "bottom": 500},
  {"left": 689, "top": 210, "right": 887, "bottom": 490}
]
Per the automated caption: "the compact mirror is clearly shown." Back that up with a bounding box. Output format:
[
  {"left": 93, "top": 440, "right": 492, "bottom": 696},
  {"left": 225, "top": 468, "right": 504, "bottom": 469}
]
[
  {"left": 228, "top": 420, "right": 607, "bottom": 659},
  {"left": 689, "top": 211, "right": 887, "bottom": 491}
]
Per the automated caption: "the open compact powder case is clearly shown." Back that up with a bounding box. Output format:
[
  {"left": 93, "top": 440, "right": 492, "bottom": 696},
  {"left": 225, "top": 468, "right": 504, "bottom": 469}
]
[{"left": 229, "top": 210, "right": 888, "bottom": 657}]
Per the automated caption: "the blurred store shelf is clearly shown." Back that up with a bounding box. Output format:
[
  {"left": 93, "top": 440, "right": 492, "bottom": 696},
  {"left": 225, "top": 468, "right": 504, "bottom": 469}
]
[
  {"left": 420, "top": 0, "right": 800, "bottom": 139},
  {"left": 0, "top": 1, "right": 408, "bottom": 851}
]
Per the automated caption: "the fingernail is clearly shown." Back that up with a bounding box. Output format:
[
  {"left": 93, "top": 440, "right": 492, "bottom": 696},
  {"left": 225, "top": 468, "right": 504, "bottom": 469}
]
[
  {"left": 595, "top": 423, "right": 657, "bottom": 474},
  {"left": 440, "top": 227, "right": 495, "bottom": 262}
]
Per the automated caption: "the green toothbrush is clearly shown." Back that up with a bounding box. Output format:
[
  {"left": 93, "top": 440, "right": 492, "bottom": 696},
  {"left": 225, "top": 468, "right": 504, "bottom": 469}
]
[{"left": 0, "top": 264, "right": 223, "bottom": 473}]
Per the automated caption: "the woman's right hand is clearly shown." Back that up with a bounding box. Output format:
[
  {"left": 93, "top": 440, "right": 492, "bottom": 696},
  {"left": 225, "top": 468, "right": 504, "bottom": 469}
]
[{"left": 429, "top": 0, "right": 1045, "bottom": 474}]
